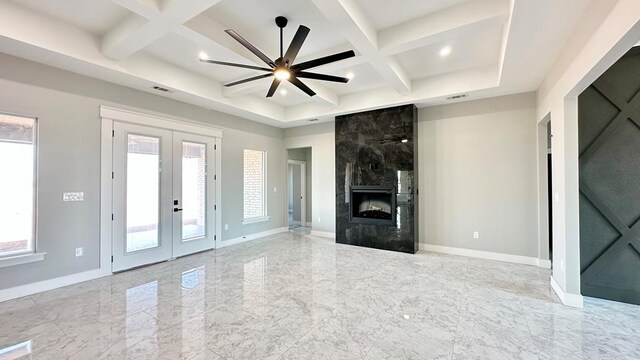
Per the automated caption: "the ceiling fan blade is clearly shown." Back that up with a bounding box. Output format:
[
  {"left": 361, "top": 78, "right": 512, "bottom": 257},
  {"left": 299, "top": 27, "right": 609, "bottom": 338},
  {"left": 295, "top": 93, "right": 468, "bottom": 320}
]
[
  {"left": 225, "top": 29, "right": 276, "bottom": 68},
  {"left": 225, "top": 73, "right": 274, "bottom": 87},
  {"left": 291, "top": 50, "right": 355, "bottom": 71},
  {"left": 283, "top": 25, "right": 310, "bottom": 65},
  {"left": 289, "top": 76, "right": 316, "bottom": 97},
  {"left": 199, "top": 59, "right": 273, "bottom": 72},
  {"left": 266, "top": 78, "right": 281, "bottom": 97},
  {"left": 296, "top": 71, "right": 349, "bottom": 83}
]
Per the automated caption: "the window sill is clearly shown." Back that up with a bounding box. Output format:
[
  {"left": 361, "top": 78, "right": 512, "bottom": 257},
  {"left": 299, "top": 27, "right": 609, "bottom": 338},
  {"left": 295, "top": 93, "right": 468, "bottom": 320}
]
[
  {"left": 242, "top": 216, "right": 271, "bottom": 225},
  {"left": 0, "top": 252, "right": 46, "bottom": 268}
]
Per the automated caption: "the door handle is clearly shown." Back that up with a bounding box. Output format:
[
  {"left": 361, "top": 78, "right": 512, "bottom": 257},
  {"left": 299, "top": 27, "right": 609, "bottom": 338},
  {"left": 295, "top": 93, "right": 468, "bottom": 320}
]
[{"left": 173, "top": 208, "right": 183, "bottom": 212}]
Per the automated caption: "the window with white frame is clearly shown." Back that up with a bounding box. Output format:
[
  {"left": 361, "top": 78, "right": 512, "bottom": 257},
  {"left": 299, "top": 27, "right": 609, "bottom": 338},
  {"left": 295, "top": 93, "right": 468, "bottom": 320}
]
[
  {"left": 243, "top": 149, "right": 267, "bottom": 222},
  {"left": 0, "top": 113, "right": 36, "bottom": 258}
]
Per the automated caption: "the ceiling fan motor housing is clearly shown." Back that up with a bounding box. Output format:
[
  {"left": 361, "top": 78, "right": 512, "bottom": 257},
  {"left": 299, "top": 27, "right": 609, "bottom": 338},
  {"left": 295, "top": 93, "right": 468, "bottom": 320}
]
[{"left": 275, "top": 16, "right": 288, "bottom": 29}]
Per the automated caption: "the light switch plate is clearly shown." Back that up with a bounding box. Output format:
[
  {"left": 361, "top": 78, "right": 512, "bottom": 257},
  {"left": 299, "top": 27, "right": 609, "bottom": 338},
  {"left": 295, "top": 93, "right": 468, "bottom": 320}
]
[
  {"left": 63, "top": 192, "right": 84, "bottom": 202},
  {"left": 75, "top": 247, "right": 83, "bottom": 257}
]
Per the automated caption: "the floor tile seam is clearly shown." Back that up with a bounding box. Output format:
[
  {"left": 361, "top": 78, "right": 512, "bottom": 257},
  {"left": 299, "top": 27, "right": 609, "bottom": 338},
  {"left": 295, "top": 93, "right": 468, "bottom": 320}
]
[
  {"left": 202, "top": 346, "right": 229, "bottom": 360},
  {"left": 516, "top": 292, "right": 544, "bottom": 358},
  {"left": 360, "top": 304, "right": 397, "bottom": 359},
  {"left": 272, "top": 321, "right": 319, "bottom": 360}
]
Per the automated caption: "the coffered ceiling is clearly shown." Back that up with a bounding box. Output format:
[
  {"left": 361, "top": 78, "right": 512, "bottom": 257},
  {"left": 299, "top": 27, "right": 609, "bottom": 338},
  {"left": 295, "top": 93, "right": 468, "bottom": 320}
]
[{"left": 0, "top": 0, "right": 592, "bottom": 127}]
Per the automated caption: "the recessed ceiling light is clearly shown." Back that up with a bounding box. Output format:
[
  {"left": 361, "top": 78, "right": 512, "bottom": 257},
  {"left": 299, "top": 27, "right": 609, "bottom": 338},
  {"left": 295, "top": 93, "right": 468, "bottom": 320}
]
[
  {"left": 198, "top": 52, "right": 209, "bottom": 60},
  {"left": 439, "top": 46, "right": 452, "bottom": 57},
  {"left": 280, "top": 89, "right": 287, "bottom": 95},
  {"left": 346, "top": 72, "right": 354, "bottom": 79}
]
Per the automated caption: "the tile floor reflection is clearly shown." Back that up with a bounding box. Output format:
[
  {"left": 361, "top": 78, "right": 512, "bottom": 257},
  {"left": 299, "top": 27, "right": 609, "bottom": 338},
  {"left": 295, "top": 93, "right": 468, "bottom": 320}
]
[{"left": 1, "top": 231, "right": 639, "bottom": 359}]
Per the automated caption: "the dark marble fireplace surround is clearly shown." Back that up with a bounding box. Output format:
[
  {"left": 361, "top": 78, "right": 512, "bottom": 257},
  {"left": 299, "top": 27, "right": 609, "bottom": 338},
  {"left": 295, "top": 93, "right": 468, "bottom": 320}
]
[{"left": 336, "top": 105, "right": 418, "bottom": 254}]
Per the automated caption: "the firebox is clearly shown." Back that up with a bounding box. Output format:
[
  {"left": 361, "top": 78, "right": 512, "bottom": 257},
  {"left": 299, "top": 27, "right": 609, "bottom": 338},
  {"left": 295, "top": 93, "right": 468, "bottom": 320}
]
[{"left": 349, "top": 186, "right": 396, "bottom": 226}]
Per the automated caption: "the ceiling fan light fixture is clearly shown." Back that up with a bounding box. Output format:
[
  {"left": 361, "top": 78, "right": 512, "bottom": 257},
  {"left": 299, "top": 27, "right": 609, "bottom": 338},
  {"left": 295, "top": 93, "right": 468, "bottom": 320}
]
[{"left": 274, "top": 69, "right": 290, "bottom": 80}]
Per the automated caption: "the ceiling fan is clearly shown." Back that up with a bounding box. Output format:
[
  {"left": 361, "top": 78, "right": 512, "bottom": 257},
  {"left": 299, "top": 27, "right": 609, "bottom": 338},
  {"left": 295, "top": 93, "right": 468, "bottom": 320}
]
[{"left": 199, "top": 16, "right": 355, "bottom": 97}]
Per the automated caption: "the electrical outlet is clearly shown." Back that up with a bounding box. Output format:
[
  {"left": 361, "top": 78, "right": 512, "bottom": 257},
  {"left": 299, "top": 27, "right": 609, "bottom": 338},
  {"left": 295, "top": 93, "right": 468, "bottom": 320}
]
[
  {"left": 63, "top": 192, "right": 84, "bottom": 202},
  {"left": 473, "top": 231, "right": 479, "bottom": 239},
  {"left": 224, "top": 224, "right": 229, "bottom": 231},
  {"left": 75, "top": 247, "right": 83, "bottom": 257}
]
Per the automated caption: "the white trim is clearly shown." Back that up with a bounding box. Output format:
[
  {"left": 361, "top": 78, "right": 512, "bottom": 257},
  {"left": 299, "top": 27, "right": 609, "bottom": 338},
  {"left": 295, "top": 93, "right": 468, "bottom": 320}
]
[
  {"left": 218, "top": 227, "right": 288, "bottom": 248},
  {"left": 99, "top": 118, "right": 114, "bottom": 275},
  {"left": 0, "top": 268, "right": 110, "bottom": 303},
  {"left": 215, "top": 137, "right": 222, "bottom": 249},
  {"left": 242, "top": 216, "right": 271, "bottom": 225},
  {"left": 310, "top": 230, "right": 336, "bottom": 239},
  {"left": 419, "top": 243, "right": 551, "bottom": 268},
  {"left": 550, "top": 275, "right": 584, "bottom": 308},
  {"left": 100, "top": 106, "right": 223, "bottom": 138},
  {"left": 0, "top": 252, "right": 46, "bottom": 268},
  {"left": 538, "top": 259, "right": 552, "bottom": 269}
]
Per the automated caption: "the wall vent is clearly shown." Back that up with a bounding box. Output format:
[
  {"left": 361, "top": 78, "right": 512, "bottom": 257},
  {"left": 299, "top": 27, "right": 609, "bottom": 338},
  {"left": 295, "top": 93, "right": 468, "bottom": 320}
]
[
  {"left": 446, "top": 94, "right": 468, "bottom": 100},
  {"left": 152, "top": 85, "right": 172, "bottom": 93}
]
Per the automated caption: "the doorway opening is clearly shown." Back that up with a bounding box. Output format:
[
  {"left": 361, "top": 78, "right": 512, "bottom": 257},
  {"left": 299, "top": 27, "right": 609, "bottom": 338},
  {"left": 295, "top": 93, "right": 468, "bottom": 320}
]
[{"left": 287, "top": 147, "right": 312, "bottom": 235}]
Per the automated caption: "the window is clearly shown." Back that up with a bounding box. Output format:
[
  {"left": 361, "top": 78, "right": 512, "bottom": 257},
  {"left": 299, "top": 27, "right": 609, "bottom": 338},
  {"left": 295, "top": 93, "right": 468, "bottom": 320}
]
[
  {"left": 0, "top": 113, "right": 36, "bottom": 258},
  {"left": 243, "top": 149, "right": 268, "bottom": 223}
]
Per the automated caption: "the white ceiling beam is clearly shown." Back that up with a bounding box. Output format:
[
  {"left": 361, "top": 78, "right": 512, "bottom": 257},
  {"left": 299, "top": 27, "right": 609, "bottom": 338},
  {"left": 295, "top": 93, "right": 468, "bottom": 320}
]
[
  {"left": 378, "top": 0, "right": 509, "bottom": 56},
  {"left": 0, "top": 1, "right": 286, "bottom": 124},
  {"left": 103, "top": 0, "right": 221, "bottom": 60},
  {"left": 309, "top": 0, "right": 412, "bottom": 94}
]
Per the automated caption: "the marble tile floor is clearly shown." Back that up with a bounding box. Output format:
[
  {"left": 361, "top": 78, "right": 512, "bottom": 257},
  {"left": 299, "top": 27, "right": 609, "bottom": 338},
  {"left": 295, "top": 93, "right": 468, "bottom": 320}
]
[{"left": 1, "top": 231, "right": 639, "bottom": 360}]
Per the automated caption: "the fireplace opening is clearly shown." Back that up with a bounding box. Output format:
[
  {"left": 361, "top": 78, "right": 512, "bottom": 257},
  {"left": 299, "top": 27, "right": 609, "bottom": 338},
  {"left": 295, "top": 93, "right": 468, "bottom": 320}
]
[{"left": 349, "top": 186, "right": 396, "bottom": 225}]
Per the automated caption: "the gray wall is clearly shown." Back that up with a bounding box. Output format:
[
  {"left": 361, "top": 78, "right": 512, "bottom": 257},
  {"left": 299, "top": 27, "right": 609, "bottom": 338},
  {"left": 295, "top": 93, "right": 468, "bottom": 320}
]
[
  {"left": 283, "top": 93, "right": 540, "bottom": 257},
  {"left": 284, "top": 123, "right": 334, "bottom": 233},
  {"left": 419, "top": 92, "right": 539, "bottom": 257},
  {"left": 287, "top": 147, "right": 312, "bottom": 224},
  {"left": 0, "top": 53, "right": 285, "bottom": 290}
]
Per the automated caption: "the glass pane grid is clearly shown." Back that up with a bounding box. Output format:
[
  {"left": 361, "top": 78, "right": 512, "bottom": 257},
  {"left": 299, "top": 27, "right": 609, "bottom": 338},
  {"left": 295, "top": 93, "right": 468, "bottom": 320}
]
[
  {"left": 243, "top": 149, "right": 265, "bottom": 219},
  {"left": 126, "top": 134, "right": 160, "bottom": 253},
  {"left": 182, "top": 142, "right": 206, "bottom": 241},
  {"left": 0, "top": 114, "right": 35, "bottom": 257}
]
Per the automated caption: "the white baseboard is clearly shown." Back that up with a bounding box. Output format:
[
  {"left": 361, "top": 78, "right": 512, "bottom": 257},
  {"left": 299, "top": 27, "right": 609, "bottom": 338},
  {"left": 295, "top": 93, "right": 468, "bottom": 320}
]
[
  {"left": 310, "top": 230, "right": 336, "bottom": 239},
  {"left": 419, "top": 243, "right": 550, "bottom": 268},
  {"left": 550, "top": 275, "right": 584, "bottom": 308},
  {"left": 218, "top": 227, "right": 288, "bottom": 248},
  {"left": 0, "top": 268, "right": 111, "bottom": 303}
]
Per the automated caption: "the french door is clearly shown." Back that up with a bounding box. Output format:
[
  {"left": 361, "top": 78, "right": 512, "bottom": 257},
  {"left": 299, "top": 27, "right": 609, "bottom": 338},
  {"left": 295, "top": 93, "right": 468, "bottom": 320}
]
[{"left": 112, "top": 122, "right": 217, "bottom": 272}]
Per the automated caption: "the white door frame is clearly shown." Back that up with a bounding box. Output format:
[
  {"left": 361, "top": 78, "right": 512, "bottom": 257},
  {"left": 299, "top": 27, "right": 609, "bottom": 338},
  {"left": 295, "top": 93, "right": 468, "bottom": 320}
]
[
  {"left": 100, "top": 106, "right": 222, "bottom": 273},
  {"left": 287, "top": 160, "right": 306, "bottom": 226}
]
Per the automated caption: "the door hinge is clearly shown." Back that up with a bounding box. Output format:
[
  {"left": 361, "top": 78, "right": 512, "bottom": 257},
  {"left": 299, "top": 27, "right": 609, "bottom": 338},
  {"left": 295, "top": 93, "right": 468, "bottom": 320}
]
[
  {"left": 214, "top": 205, "right": 217, "bottom": 210},
  {"left": 214, "top": 144, "right": 217, "bottom": 150},
  {"left": 214, "top": 235, "right": 217, "bottom": 240},
  {"left": 111, "top": 255, "right": 114, "bottom": 262},
  {"left": 112, "top": 130, "right": 115, "bottom": 137},
  {"left": 111, "top": 214, "right": 114, "bottom": 221},
  {"left": 214, "top": 174, "right": 217, "bottom": 180},
  {"left": 112, "top": 171, "right": 114, "bottom": 179}
]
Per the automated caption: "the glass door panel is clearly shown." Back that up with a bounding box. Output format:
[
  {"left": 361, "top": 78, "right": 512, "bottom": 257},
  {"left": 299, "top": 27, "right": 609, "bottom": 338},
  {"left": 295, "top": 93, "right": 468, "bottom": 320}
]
[
  {"left": 112, "top": 122, "right": 173, "bottom": 272},
  {"left": 172, "top": 132, "right": 216, "bottom": 257},
  {"left": 126, "top": 134, "right": 160, "bottom": 252},
  {"left": 181, "top": 142, "right": 206, "bottom": 241}
]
